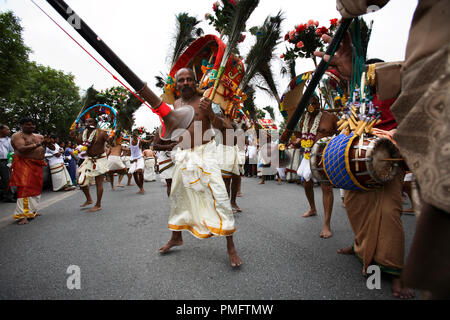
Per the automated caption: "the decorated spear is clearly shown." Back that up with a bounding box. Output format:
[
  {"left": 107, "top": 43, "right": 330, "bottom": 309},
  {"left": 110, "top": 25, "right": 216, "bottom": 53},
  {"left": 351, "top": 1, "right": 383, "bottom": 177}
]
[{"left": 205, "top": 0, "right": 260, "bottom": 101}]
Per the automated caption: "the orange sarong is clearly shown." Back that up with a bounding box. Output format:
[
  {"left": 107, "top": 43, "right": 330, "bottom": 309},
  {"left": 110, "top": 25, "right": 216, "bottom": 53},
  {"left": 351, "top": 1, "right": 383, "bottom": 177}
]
[{"left": 8, "top": 155, "right": 46, "bottom": 198}]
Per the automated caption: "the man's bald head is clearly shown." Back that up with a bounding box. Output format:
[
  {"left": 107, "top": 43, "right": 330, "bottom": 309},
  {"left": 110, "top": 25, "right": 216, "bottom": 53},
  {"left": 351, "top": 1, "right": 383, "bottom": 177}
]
[
  {"left": 175, "top": 68, "right": 196, "bottom": 83},
  {"left": 175, "top": 68, "right": 198, "bottom": 100}
]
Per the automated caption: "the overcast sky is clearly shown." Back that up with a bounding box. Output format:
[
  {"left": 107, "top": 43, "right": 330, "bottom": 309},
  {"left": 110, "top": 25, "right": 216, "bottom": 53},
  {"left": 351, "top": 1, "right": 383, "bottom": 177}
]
[{"left": 2, "top": 0, "right": 417, "bottom": 131}]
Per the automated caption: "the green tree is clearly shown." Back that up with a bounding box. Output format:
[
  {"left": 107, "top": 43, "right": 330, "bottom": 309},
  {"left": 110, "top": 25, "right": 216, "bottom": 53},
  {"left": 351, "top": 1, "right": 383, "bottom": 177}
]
[
  {"left": 1, "top": 62, "right": 80, "bottom": 140},
  {"left": 0, "top": 11, "right": 31, "bottom": 98}
]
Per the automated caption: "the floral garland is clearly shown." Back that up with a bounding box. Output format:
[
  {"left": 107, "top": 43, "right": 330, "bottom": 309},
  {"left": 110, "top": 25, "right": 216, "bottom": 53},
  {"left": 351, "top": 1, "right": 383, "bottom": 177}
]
[
  {"left": 80, "top": 128, "right": 97, "bottom": 152},
  {"left": 301, "top": 111, "right": 322, "bottom": 160}
]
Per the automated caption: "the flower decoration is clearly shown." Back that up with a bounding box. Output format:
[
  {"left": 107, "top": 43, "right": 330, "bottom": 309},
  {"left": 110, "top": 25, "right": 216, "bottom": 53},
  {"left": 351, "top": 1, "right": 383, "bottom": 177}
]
[
  {"left": 205, "top": 0, "right": 240, "bottom": 36},
  {"left": 281, "top": 18, "right": 339, "bottom": 61}
]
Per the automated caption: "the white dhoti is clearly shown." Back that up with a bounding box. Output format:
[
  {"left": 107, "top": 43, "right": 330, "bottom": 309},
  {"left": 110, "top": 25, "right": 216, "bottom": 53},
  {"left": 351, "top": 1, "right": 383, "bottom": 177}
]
[
  {"left": 49, "top": 163, "right": 73, "bottom": 191},
  {"left": 217, "top": 144, "right": 245, "bottom": 177},
  {"left": 297, "top": 157, "right": 312, "bottom": 182},
  {"left": 144, "top": 157, "right": 156, "bottom": 182},
  {"left": 158, "top": 151, "right": 174, "bottom": 180},
  {"left": 247, "top": 146, "right": 258, "bottom": 164},
  {"left": 257, "top": 150, "right": 276, "bottom": 176},
  {"left": 277, "top": 168, "right": 286, "bottom": 180},
  {"left": 168, "top": 141, "right": 236, "bottom": 239},
  {"left": 108, "top": 155, "right": 126, "bottom": 171},
  {"left": 128, "top": 157, "right": 144, "bottom": 174},
  {"left": 286, "top": 148, "right": 302, "bottom": 182},
  {"left": 121, "top": 156, "right": 131, "bottom": 169},
  {"left": 13, "top": 195, "right": 41, "bottom": 220},
  {"left": 77, "top": 153, "right": 109, "bottom": 187}
]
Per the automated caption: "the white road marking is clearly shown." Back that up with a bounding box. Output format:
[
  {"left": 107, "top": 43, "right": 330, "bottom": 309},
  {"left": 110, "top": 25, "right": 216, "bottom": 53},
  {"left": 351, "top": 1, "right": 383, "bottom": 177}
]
[{"left": 0, "top": 190, "right": 79, "bottom": 228}]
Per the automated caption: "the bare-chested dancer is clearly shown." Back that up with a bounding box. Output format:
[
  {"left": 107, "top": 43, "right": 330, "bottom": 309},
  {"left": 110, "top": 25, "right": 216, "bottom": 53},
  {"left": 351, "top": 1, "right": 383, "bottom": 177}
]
[
  {"left": 119, "top": 146, "right": 134, "bottom": 187},
  {"left": 152, "top": 131, "right": 178, "bottom": 197},
  {"left": 128, "top": 133, "right": 153, "bottom": 194},
  {"left": 143, "top": 145, "right": 157, "bottom": 182},
  {"left": 70, "top": 118, "right": 109, "bottom": 212},
  {"left": 9, "top": 118, "right": 46, "bottom": 225},
  {"left": 157, "top": 68, "right": 242, "bottom": 268},
  {"left": 293, "top": 95, "right": 338, "bottom": 238},
  {"left": 106, "top": 137, "right": 128, "bottom": 190}
]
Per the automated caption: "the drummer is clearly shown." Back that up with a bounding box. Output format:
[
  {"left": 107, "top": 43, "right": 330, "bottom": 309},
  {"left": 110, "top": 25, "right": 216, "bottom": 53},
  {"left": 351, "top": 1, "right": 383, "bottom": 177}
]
[
  {"left": 320, "top": 52, "right": 414, "bottom": 298},
  {"left": 294, "top": 94, "right": 338, "bottom": 239}
]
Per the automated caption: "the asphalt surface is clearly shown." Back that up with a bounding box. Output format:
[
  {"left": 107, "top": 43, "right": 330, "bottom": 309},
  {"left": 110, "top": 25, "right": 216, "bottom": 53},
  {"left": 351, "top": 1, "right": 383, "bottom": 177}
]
[{"left": 0, "top": 175, "right": 417, "bottom": 300}]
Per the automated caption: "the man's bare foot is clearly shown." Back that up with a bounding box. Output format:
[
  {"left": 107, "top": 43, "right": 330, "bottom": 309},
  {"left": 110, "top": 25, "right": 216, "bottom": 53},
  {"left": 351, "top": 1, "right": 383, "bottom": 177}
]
[
  {"left": 392, "top": 276, "right": 415, "bottom": 299},
  {"left": 127, "top": 183, "right": 134, "bottom": 186},
  {"left": 137, "top": 189, "right": 145, "bottom": 194},
  {"left": 337, "top": 247, "right": 354, "bottom": 255},
  {"left": 116, "top": 184, "right": 124, "bottom": 188},
  {"left": 80, "top": 200, "right": 93, "bottom": 207},
  {"left": 258, "top": 181, "right": 265, "bottom": 184},
  {"left": 231, "top": 204, "right": 242, "bottom": 213},
  {"left": 88, "top": 206, "right": 102, "bottom": 212},
  {"left": 320, "top": 226, "right": 333, "bottom": 239},
  {"left": 302, "top": 209, "right": 317, "bottom": 217},
  {"left": 228, "top": 249, "right": 242, "bottom": 268},
  {"left": 17, "top": 218, "right": 28, "bottom": 225},
  {"left": 159, "top": 239, "right": 183, "bottom": 254}
]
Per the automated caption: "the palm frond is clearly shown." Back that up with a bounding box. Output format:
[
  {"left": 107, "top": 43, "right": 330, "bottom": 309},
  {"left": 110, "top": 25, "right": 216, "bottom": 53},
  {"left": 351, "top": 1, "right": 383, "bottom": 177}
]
[
  {"left": 222, "top": 0, "right": 259, "bottom": 70},
  {"left": 280, "top": 58, "right": 296, "bottom": 80},
  {"left": 209, "top": 0, "right": 259, "bottom": 98},
  {"left": 242, "top": 85, "right": 257, "bottom": 121},
  {"left": 80, "top": 85, "right": 99, "bottom": 109},
  {"left": 255, "top": 84, "right": 272, "bottom": 95},
  {"left": 256, "top": 63, "right": 281, "bottom": 104},
  {"left": 154, "top": 75, "right": 166, "bottom": 89},
  {"left": 168, "top": 12, "right": 204, "bottom": 69},
  {"left": 240, "top": 11, "right": 284, "bottom": 93},
  {"left": 263, "top": 106, "right": 275, "bottom": 120}
]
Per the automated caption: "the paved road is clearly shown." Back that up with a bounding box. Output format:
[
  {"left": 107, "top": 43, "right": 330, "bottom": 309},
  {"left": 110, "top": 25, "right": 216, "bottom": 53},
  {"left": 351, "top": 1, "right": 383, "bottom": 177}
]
[{"left": 0, "top": 176, "right": 417, "bottom": 300}]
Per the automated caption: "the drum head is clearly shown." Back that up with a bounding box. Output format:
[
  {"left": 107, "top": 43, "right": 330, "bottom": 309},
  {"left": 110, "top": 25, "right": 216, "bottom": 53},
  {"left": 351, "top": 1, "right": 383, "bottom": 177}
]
[{"left": 366, "top": 138, "right": 400, "bottom": 184}]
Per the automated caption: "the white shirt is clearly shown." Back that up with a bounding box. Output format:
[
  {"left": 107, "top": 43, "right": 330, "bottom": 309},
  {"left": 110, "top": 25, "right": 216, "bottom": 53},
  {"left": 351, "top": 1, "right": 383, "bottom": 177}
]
[
  {"left": 45, "top": 143, "right": 64, "bottom": 166},
  {"left": 0, "top": 137, "right": 14, "bottom": 159},
  {"left": 130, "top": 140, "right": 143, "bottom": 160}
]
